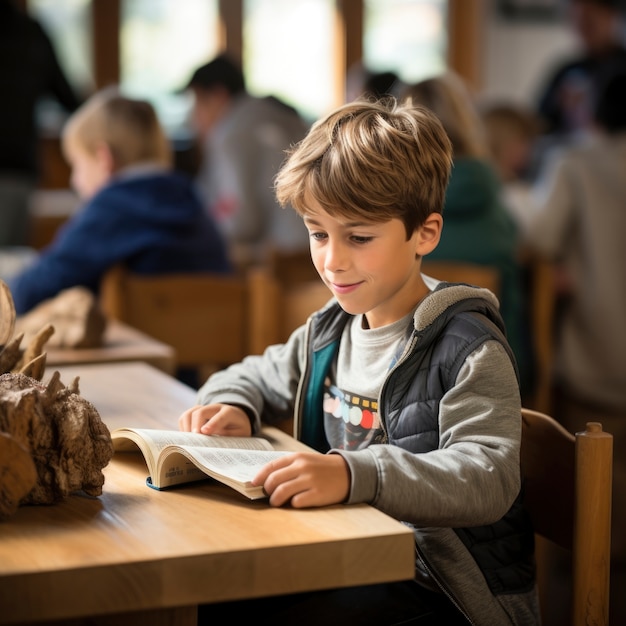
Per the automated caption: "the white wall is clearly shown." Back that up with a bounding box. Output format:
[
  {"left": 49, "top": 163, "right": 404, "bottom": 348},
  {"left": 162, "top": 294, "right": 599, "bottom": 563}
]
[{"left": 480, "top": 0, "right": 578, "bottom": 106}]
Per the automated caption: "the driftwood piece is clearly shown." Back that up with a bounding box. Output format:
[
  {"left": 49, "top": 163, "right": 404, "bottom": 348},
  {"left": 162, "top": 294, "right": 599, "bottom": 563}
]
[
  {"left": 0, "top": 371, "right": 114, "bottom": 520},
  {"left": 0, "top": 432, "right": 38, "bottom": 520},
  {"left": 0, "top": 281, "right": 15, "bottom": 347},
  {"left": 0, "top": 282, "right": 56, "bottom": 378},
  {"left": 0, "top": 280, "right": 113, "bottom": 520},
  {"left": 18, "top": 323, "right": 54, "bottom": 367},
  {"left": 0, "top": 333, "right": 23, "bottom": 375},
  {"left": 14, "top": 286, "right": 107, "bottom": 349}
]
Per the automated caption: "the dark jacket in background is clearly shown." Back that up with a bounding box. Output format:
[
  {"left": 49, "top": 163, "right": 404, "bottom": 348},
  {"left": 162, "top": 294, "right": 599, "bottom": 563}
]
[
  {"left": 8, "top": 171, "right": 233, "bottom": 314},
  {"left": 0, "top": 0, "right": 82, "bottom": 178},
  {"left": 537, "top": 44, "right": 626, "bottom": 137}
]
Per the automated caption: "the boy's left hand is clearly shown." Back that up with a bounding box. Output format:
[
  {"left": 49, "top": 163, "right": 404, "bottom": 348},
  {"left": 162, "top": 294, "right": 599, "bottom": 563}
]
[{"left": 252, "top": 452, "right": 350, "bottom": 508}]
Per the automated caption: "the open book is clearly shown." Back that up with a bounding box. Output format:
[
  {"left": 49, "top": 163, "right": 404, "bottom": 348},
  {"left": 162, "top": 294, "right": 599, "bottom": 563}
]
[{"left": 111, "top": 427, "right": 292, "bottom": 499}]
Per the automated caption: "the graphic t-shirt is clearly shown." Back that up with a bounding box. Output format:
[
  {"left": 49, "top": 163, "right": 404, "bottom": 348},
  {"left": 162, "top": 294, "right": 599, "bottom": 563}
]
[{"left": 323, "top": 310, "right": 414, "bottom": 451}]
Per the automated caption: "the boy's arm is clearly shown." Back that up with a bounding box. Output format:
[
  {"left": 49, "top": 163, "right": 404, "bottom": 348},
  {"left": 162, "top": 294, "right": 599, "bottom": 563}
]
[
  {"left": 333, "top": 340, "right": 522, "bottom": 528},
  {"left": 195, "top": 324, "right": 307, "bottom": 434}
]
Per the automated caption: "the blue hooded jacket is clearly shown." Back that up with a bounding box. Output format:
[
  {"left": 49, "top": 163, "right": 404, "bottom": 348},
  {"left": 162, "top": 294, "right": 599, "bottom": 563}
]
[{"left": 9, "top": 171, "right": 232, "bottom": 314}]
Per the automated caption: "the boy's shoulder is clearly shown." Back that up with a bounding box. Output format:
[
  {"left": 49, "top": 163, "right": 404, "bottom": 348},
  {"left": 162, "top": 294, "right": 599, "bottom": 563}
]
[
  {"left": 415, "top": 282, "right": 501, "bottom": 333},
  {"left": 420, "top": 284, "right": 518, "bottom": 383}
]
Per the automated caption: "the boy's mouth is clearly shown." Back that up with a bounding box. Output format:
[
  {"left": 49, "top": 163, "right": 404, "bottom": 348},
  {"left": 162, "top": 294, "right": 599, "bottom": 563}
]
[{"left": 330, "top": 281, "right": 362, "bottom": 295}]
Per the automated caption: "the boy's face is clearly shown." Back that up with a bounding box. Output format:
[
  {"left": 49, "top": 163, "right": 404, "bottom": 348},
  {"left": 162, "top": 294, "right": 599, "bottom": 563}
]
[
  {"left": 303, "top": 196, "right": 441, "bottom": 329},
  {"left": 65, "top": 140, "right": 112, "bottom": 201}
]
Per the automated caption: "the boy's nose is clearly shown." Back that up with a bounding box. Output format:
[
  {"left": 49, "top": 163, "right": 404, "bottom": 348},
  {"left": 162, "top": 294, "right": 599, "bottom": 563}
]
[{"left": 323, "top": 240, "right": 348, "bottom": 273}]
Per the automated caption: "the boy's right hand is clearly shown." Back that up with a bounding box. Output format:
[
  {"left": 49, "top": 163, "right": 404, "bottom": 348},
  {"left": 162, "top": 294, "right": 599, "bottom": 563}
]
[{"left": 178, "top": 404, "right": 252, "bottom": 437}]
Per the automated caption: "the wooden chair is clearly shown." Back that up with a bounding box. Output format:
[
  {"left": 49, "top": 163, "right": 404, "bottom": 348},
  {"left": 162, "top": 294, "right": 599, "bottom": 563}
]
[
  {"left": 421, "top": 260, "right": 501, "bottom": 297},
  {"left": 521, "top": 408, "right": 613, "bottom": 626},
  {"left": 247, "top": 266, "right": 332, "bottom": 356},
  {"left": 266, "top": 248, "right": 319, "bottom": 285},
  {"left": 100, "top": 266, "right": 248, "bottom": 377}
]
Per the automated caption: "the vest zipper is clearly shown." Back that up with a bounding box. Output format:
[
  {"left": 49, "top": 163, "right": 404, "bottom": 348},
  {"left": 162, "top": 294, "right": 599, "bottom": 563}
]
[{"left": 414, "top": 542, "right": 475, "bottom": 625}]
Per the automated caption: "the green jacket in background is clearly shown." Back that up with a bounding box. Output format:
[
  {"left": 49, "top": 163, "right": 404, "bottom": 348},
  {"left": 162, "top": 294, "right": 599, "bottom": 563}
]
[{"left": 426, "top": 156, "right": 532, "bottom": 395}]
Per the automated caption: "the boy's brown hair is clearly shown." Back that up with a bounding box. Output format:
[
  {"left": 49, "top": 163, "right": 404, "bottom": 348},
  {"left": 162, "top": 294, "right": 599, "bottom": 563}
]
[
  {"left": 274, "top": 98, "right": 452, "bottom": 239},
  {"left": 62, "top": 87, "right": 172, "bottom": 170}
]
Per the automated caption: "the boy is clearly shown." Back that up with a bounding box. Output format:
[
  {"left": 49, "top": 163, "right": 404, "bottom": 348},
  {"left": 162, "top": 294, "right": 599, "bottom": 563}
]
[
  {"left": 179, "top": 99, "right": 540, "bottom": 625},
  {"left": 8, "top": 87, "right": 231, "bottom": 315}
]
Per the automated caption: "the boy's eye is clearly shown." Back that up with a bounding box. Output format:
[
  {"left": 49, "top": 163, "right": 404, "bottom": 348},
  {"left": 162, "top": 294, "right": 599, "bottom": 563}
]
[
  {"left": 309, "top": 231, "right": 327, "bottom": 241},
  {"left": 351, "top": 235, "right": 373, "bottom": 244}
]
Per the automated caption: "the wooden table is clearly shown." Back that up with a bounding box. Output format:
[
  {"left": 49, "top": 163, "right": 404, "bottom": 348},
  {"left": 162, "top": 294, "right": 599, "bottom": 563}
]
[
  {"left": 45, "top": 320, "right": 177, "bottom": 375},
  {"left": 0, "top": 362, "right": 415, "bottom": 626}
]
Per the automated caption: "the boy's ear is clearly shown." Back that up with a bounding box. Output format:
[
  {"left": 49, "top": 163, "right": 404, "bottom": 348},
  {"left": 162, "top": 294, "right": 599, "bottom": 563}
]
[{"left": 414, "top": 213, "right": 443, "bottom": 256}]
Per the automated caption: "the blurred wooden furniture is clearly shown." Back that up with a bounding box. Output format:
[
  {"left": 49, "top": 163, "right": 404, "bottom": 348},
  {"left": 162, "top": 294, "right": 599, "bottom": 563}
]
[
  {"left": 45, "top": 319, "right": 176, "bottom": 375},
  {"left": 100, "top": 266, "right": 248, "bottom": 376},
  {"left": 266, "top": 248, "right": 319, "bottom": 285},
  {"left": 247, "top": 266, "right": 332, "bottom": 355},
  {"left": 0, "top": 361, "right": 415, "bottom": 626},
  {"left": 421, "top": 260, "right": 501, "bottom": 296},
  {"left": 521, "top": 408, "right": 613, "bottom": 626},
  {"left": 526, "top": 258, "right": 556, "bottom": 414}
]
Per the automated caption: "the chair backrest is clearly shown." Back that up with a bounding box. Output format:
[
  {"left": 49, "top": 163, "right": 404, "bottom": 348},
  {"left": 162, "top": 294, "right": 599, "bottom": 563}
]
[
  {"left": 421, "top": 260, "right": 501, "bottom": 297},
  {"left": 266, "top": 248, "right": 319, "bottom": 286},
  {"left": 247, "top": 266, "right": 332, "bottom": 355},
  {"left": 520, "top": 408, "right": 613, "bottom": 626},
  {"left": 100, "top": 266, "right": 248, "bottom": 372}
]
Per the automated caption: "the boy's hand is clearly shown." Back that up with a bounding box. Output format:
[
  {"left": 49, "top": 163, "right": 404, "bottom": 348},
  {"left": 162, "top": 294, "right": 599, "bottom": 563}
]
[
  {"left": 178, "top": 404, "right": 252, "bottom": 437},
  {"left": 252, "top": 452, "right": 350, "bottom": 508}
]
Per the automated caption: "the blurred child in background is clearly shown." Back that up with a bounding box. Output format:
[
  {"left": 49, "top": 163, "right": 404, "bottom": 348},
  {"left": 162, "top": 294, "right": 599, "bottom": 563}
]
[
  {"left": 8, "top": 87, "right": 231, "bottom": 315},
  {"left": 481, "top": 101, "right": 541, "bottom": 234}
]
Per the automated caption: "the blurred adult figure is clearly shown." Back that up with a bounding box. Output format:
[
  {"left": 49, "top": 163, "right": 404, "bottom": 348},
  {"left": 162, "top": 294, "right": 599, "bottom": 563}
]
[
  {"left": 525, "top": 65, "right": 626, "bottom": 625},
  {"left": 181, "top": 54, "right": 310, "bottom": 268},
  {"left": 0, "top": 0, "right": 82, "bottom": 246},
  {"left": 401, "top": 72, "right": 533, "bottom": 400},
  {"left": 534, "top": 0, "right": 626, "bottom": 160},
  {"left": 345, "top": 63, "right": 404, "bottom": 102}
]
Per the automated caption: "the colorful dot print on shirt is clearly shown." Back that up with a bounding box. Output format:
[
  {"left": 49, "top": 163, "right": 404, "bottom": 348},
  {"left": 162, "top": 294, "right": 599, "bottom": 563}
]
[{"left": 323, "top": 383, "right": 381, "bottom": 450}]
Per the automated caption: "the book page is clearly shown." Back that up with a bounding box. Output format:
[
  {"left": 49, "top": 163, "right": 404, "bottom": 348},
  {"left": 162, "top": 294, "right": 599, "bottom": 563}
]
[
  {"left": 112, "top": 428, "right": 274, "bottom": 454},
  {"left": 111, "top": 428, "right": 275, "bottom": 485},
  {"left": 156, "top": 446, "right": 292, "bottom": 497}
]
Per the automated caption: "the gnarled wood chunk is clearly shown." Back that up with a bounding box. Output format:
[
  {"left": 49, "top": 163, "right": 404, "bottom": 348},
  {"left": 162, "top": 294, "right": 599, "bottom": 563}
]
[
  {"left": 0, "top": 372, "right": 113, "bottom": 518},
  {"left": 0, "top": 432, "right": 37, "bottom": 520},
  {"left": 0, "top": 281, "right": 15, "bottom": 347},
  {"left": 13, "top": 286, "right": 107, "bottom": 349},
  {"left": 0, "top": 280, "right": 113, "bottom": 520}
]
